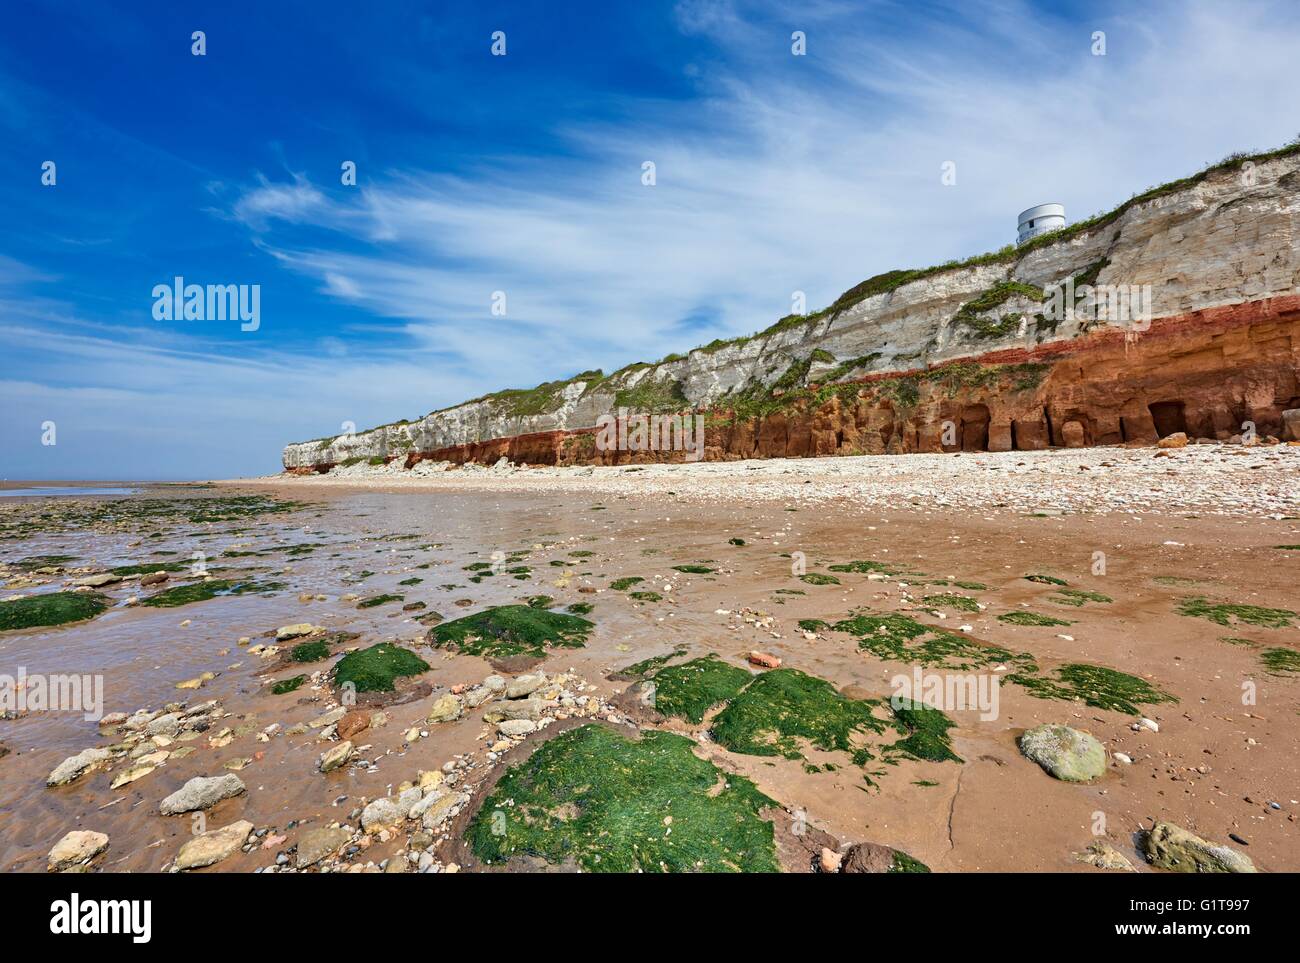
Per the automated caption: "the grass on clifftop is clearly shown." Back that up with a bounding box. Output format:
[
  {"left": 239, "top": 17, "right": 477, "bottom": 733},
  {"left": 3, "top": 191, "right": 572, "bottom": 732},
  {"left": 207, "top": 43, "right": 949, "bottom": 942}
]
[
  {"left": 467, "top": 724, "right": 779, "bottom": 873},
  {"left": 0, "top": 592, "right": 108, "bottom": 630},
  {"left": 429, "top": 604, "right": 593, "bottom": 659},
  {"left": 333, "top": 642, "right": 429, "bottom": 693}
]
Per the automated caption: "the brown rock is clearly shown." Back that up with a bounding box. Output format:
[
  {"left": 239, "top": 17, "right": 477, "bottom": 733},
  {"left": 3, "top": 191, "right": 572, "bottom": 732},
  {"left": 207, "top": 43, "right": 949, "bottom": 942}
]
[
  {"left": 336, "top": 710, "right": 370, "bottom": 741},
  {"left": 748, "top": 651, "right": 782, "bottom": 668}
]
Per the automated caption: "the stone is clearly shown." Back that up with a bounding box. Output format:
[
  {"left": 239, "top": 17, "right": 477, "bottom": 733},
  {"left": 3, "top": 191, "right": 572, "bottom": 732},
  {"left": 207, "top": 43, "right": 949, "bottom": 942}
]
[
  {"left": 1157, "top": 431, "right": 1189, "bottom": 449},
  {"left": 482, "top": 697, "right": 546, "bottom": 723},
  {"left": 497, "top": 719, "right": 537, "bottom": 738},
  {"left": 1142, "top": 821, "right": 1256, "bottom": 873},
  {"left": 420, "top": 792, "right": 468, "bottom": 830},
  {"left": 295, "top": 826, "right": 352, "bottom": 868},
  {"left": 145, "top": 713, "right": 182, "bottom": 738},
  {"left": 1282, "top": 408, "right": 1300, "bottom": 442},
  {"left": 47, "top": 747, "right": 112, "bottom": 786},
  {"left": 109, "top": 764, "right": 157, "bottom": 789},
  {"left": 1061, "top": 420, "right": 1086, "bottom": 448},
  {"left": 308, "top": 707, "right": 347, "bottom": 729},
  {"left": 159, "top": 774, "right": 246, "bottom": 814},
  {"left": 425, "top": 693, "right": 463, "bottom": 724},
  {"left": 175, "top": 820, "right": 254, "bottom": 870},
  {"left": 319, "top": 741, "right": 353, "bottom": 773},
  {"left": 748, "top": 651, "right": 781, "bottom": 668},
  {"left": 361, "top": 797, "right": 402, "bottom": 831},
  {"left": 1019, "top": 724, "right": 1106, "bottom": 783},
  {"left": 276, "top": 623, "right": 322, "bottom": 640},
  {"left": 336, "top": 710, "right": 370, "bottom": 741},
  {"left": 505, "top": 673, "right": 547, "bottom": 699},
  {"left": 71, "top": 573, "right": 122, "bottom": 588},
  {"left": 819, "top": 847, "right": 843, "bottom": 873},
  {"left": 1074, "top": 840, "right": 1135, "bottom": 872},
  {"left": 48, "top": 830, "right": 109, "bottom": 871}
]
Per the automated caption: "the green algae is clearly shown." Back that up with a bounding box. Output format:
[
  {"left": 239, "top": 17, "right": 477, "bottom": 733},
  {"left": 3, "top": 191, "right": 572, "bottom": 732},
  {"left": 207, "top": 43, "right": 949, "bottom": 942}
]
[
  {"left": 357, "top": 593, "right": 404, "bottom": 608},
  {"left": 672, "top": 564, "right": 715, "bottom": 575},
  {"left": 832, "top": 610, "right": 1026, "bottom": 670},
  {"left": 628, "top": 590, "right": 663, "bottom": 602},
  {"left": 398, "top": 577, "right": 423, "bottom": 586},
  {"left": 799, "top": 572, "right": 841, "bottom": 586},
  {"left": 290, "top": 640, "right": 331, "bottom": 663},
  {"left": 109, "top": 562, "right": 187, "bottom": 576},
  {"left": 828, "top": 560, "right": 902, "bottom": 575},
  {"left": 998, "top": 610, "right": 1072, "bottom": 626},
  {"left": 610, "top": 577, "right": 644, "bottom": 591},
  {"left": 566, "top": 602, "right": 594, "bottom": 615},
  {"left": 614, "top": 645, "right": 689, "bottom": 680},
  {"left": 0, "top": 591, "right": 108, "bottom": 630},
  {"left": 1177, "top": 598, "right": 1295, "bottom": 629},
  {"left": 468, "top": 725, "right": 779, "bottom": 873},
  {"left": 890, "top": 851, "right": 931, "bottom": 873},
  {"left": 1006, "top": 663, "right": 1176, "bottom": 715},
  {"left": 140, "top": 578, "right": 284, "bottom": 608},
  {"left": 885, "top": 699, "right": 962, "bottom": 763},
  {"left": 271, "top": 674, "right": 307, "bottom": 695},
  {"left": 333, "top": 643, "right": 429, "bottom": 693},
  {"left": 430, "top": 604, "right": 593, "bottom": 660},
  {"left": 525, "top": 595, "right": 554, "bottom": 609},
  {"left": 1260, "top": 647, "right": 1300, "bottom": 675},
  {"left": 1025, "top": 574, "right": 1068, "bottom": 586},
  {"left": 797, "top": 618, "right": 830, "bottom": 632},
  {"left": 728, "top": 538, "right": 746, "bottom": 546},
  {"left": 921, "top": 593, "right": 980, "bottom": 613},
  {"left": 711, "top": 668, "right": 884, "bottom": 766},
  {"left": 1050, "top": 588, "right": 1112, "bottom": 607},
  {"left": 651, "top": 656, "right": 752, "bottom": 723}
]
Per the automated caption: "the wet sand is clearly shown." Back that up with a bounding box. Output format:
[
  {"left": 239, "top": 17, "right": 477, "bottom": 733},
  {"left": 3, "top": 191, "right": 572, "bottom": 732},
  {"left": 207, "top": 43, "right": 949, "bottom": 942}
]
[{"left": 1, "top": 468, "right": 1297, "bottom": 873}]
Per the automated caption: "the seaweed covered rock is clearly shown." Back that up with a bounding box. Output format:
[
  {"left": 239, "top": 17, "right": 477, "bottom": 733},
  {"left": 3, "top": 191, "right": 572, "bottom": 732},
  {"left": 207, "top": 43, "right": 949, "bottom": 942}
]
[
  {"left": 429, "top": 604, "right": 592, "bottom": 661},
  {"left": 838, "top": 841, "right": 931, "bottom": 874},
  {"left": 1019, "top": 724, "right": 1105, "bottom": 782},
  {"left": 0, "top": 592, "right": 108, "bottom": 631},
  {"left": 1142, "top": 821, "right": 1257, "bottom": 873},
  {"left": 468, "top": 724, "right": 779, "bottom": 873},
  {"left": 333, "top": 643, "right": 429, "bottom": 693}
]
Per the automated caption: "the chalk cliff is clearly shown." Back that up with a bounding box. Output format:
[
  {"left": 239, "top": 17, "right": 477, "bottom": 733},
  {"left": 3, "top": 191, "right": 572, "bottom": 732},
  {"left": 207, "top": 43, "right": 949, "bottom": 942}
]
[{"left": 282, "top": 145, "right": 1300, "bottom": 472}]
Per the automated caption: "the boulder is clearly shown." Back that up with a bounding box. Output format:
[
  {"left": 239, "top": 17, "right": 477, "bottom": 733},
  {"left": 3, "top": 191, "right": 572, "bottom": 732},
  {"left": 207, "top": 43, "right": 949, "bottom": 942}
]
[
  {"left": 1142, "top": 821, "right": 1256, "bottom": 873},
  {"left": 1019, "top": 724, "right": 1106, "bottom": 782},
  {"left": 318, "top": 741, "right": 353, "bottom": 773},
  {"left": 47, "top": 747, "right": 112, "bottom": 786},
  {"left": 1282, "top": 408, "right": 1300, "bottom": 442},
  {"left": 482, "top": 697, "right": 547, "bottom": 723},
  {"left": 425, "top": 693, "right": 463, "bottom": 724},
  {"left": 159, "top": 774, "right": 246, "bottom": 814},
  {"left": 505, "top": 673, "right": 547, "bottom": 699},
  {"left": 276, "top": 623, "right": 321, "bottom": 641},
  {"left": 296, "top": 826, "right": 352, "bottom": 868},
  {"left": 1157, "top": 431, "right": 1189, "bottom": 449},
  {"left": 336, "top": 710, "right": 370, "bottom": 741},
  {"left": 497, "top": 719, "right": 537, "bottom": 738},
  {"left": 48, "top": 830, "right": 109, "bottom": 871},
  {"left": 71, "top": 573, "right": 122, "bottom": 588},
  {"left": 840, "top": 841, "right": 930, "bottom": 873},
  {"left": 1074, "top": 840, "right": 1136, "bottom": 871},
  {"left": 361, "top": 797, "right": 402, "bottom": 831},
  {"left": 175, "top": 820, "right": 253, "bottom": 870}
]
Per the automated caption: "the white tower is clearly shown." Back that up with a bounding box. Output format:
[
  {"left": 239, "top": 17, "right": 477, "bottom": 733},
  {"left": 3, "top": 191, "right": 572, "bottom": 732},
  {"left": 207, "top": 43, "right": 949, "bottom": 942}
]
[{"left": 1017, "top": 203, "right": 1066, "bottom": 245}]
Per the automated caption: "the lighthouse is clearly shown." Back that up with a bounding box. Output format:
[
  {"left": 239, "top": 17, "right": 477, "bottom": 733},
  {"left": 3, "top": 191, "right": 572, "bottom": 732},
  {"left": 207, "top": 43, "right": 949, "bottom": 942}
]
[{"left": 1017, "top": 203, "right": 1066, "bottom": 245}]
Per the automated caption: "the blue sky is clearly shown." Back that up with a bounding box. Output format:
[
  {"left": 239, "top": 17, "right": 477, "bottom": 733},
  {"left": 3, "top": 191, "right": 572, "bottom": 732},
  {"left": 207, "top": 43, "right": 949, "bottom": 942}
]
[{"left": 3, "top": 0, "right": 1299, "bottom": 479}]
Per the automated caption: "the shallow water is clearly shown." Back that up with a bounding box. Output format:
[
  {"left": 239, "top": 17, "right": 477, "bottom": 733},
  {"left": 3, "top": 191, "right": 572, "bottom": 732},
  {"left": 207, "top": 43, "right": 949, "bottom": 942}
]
[
  {"left": 0, "top": 487, "right": 139, "bottom": 498},
  {"left": 1, "top": 483, "right": 1296, "bottom": 873}
]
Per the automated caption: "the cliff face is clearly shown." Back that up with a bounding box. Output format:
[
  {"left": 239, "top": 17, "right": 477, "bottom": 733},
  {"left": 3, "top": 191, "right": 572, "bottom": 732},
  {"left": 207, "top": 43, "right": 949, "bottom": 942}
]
[{"left": 282, "top": 148, "right": 1300, "bottom": 472}]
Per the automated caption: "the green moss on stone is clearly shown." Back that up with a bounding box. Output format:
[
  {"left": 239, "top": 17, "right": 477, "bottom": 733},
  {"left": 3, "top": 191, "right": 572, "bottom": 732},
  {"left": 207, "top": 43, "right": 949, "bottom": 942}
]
[
  {"left": 333, "top": 642, "right": 429, "bottom": 693},
  {"left": 430, "top": 604, "right": 593, "bottom": 660},
  {"left": 0, "top": 591, "right": 108, "bottom": 630},
  {"left": 652, "top": 656, "right": 753, "bottom": 723}
]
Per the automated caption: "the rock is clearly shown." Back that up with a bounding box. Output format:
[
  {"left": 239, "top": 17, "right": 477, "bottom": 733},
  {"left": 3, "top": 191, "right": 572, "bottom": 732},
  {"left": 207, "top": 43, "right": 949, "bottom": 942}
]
[
  {"left": 71, "top": 573, "right": 122, "bottom": 588},
  {"left": 276, "top": 622, "right": 322, "bottom": 640},
  {"left": 319, "top": 741, "right": 354, "bottom": 773},
  {"left": 140, "top": 571, "right": 169, "bottom": 586},
  {"left": 1157, "top": 432, "right": 1189, "bottom": 449},
  {"left": 482, "top": 697, "right": 546, "bottom": 723},
  {"left": 1074, "top": 840, "right": 1136, "bottom": 872},
  {"left": 420, "top": 792, "right": 468, "bottom": 830},
  {"left": 361, "top": 797, "right": 402, "bottom": 831},
  {"left": 395, "top": 786, "right": 424, "bottom": 817},
  {"left": 1113, "top": 752, "right": 1132, "bottom": 765},
  {"left": 497, "top": 719, "right": 537, "bottom": 738},
  {"left": 425, "top": 693, "right": 463, "bottom": 724},
  {"left": 408, "top": 789, "right": 446, "bottom": 821},
  {"left": 175, "top": 820, "right": 254, "bottom": 870},
  {"left": 336, "top": 710, "right": 370, "bottom": 741},
  {"left": 145, "top": 712, "right": 182, "bottom": 738},
  {"left": 48, "top": 830, "right": 109, "bottom": 871},
  {"left": 819, "top": 847, "right": 843, "bottom": 873},
  {"left": 1138, "top": 717, "right": 1159, "bottom": 732},
  {"left": 295, "top": 826, "right": 352, "bottom": 868},
  {"left": 1142, "top": 821, "right": 1257, "bottom": 873},
  {"left": 308, "top": 707, "right": 347, "bottom": 729},
  {"left": 47, "top": 747, "right": 112, "bottom": 786},
  {"left": 1061, "top": 420, "right": 1086, "bottom": 448},
  {"left": 483, "top": 675, "right": 507, "bottom": 692},
  {"left": 1019, "top": 724, "right": 1106, "bottom": 783},
  {"left": 505, "top": 673, "right": 547, "bottom": 699},
  {"left": 109, "top": 764, "right": 157, "bottom": 789},
  {"left": 464, "top": 686, "right": 497, "bottom": 708},
  {"left": 384, "top": 856, "right": 408, "bottom": 873},
  {"left": 748, "top": 651, "right": 782, "bottom": 668},
  {"left": 840, "top": 841, "right": 929, "bottom": 873},
  {"left": 159, "top": 774, "right": 246, "bottom": 814},
  {"left": 1282, "top": 408, "right": 1300, "bottom": 442}
]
